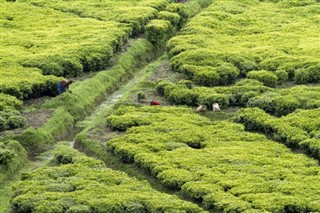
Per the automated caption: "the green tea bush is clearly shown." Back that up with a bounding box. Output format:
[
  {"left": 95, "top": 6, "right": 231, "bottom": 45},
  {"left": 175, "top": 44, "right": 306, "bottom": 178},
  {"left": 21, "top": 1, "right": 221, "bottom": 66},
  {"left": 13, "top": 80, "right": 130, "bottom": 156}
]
[
  {"left": 294, "top": 64, "right": 320, "bottom": 84},
  {"left": 275, "top": 69, "right": 289, "bottom": 83},
  {"left": 145, "top": 19, "right": 173, "bottom": 45},
  {"left": 247, "top": 92, "right": 299, "bottom": 116},
  {"left": 0, "top": 140, "right": 27, "bottom": 180},
  {"left": 0, "top": 96, "right": 26, "bottom": 131},
  {"left": 11, "top": 144, "right": 203, "bottom": 213},
  {"left": 155, "top": 79, "right": 174, "bottom": 95},
  {"left": 1, "top": 1, "right": 132, "bottom": 86},
  {"left": 166, "top": 0, "right": 320, "bottom": 86},
  {"left": 157, "top": 11, "right": 181, "bottom": 25},
  {"left": 164, "top": 84, "right": 198, "bottom": 105},
  {"left": 165, "top": 3, "right": 188, "bottom": 22},
  {"left": 103, "top": 106, "right": 320, "bottom": 212},
  {"left": 247, "top": 70, "right": 278, "bottom": 87},
  {"left": 236, "top": 107, "right": 320, "bottom": 158},
  {"left": 6, "top": 115, "right": 26, "bottom": 129}
]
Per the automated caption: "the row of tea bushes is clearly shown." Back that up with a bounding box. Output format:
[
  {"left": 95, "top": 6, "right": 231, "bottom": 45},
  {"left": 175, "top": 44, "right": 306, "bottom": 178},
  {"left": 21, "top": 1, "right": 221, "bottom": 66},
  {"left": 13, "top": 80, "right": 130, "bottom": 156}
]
[
  {"left": 1, "top": 2, "right": 131, "bottom": 76},
  {"left": 0, "top": 140, "right": 27, "bottom": 180},
  {"left": 11, "top": 144, "right": 204, "bottom": 213},
  {"left": 105, "top": 106, "right": 320, "bottom": 212},
  {"left": 143, "top": 0, "right": 214, "bottom": 46},
  {"left": 166, "top": 0, "right": 320, "bottom": 86},
  {"left": 235, "top": 107, "right": 320, "bottom": 159},
  {"left": 16, "top": 39, "right": 154, "bottom": 154},
  {"left": 157, "top": 79, "right": 320, "bottom": 116},
  {"left": 0, "top": 66, "right": 60, "bottom": 99},
  {"left": 0, "top": 94, "right": 26, "bottom": 131},
  {"left": 23, "top": 0, "right": 171, "bottom": 35}
]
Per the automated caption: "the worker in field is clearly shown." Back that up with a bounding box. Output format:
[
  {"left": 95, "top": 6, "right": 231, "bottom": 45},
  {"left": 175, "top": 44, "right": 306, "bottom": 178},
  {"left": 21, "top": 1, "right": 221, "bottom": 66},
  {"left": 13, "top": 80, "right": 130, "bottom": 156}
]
[
  {"left": 58, "top": 79, "right": 73, "bottom": 94},
  {"left": 150, "top": 100, "right": 160, "bottom": 106}
]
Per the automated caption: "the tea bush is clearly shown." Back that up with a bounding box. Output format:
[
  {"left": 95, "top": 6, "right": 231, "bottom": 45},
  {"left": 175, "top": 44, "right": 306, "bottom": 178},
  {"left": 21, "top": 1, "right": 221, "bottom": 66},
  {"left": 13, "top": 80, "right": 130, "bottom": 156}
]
[
  {"left": 158, "top": 79, "right": 320, "bottom": 115},
  {"left": 166, "top": 0, "right": 320, "bottom": 85},
  {"left": 145, "top": 19, "right": 173, "bottom": 45},
  {"left": 0, "top": 94, "right": 26, "bottom": 131},
  {"left": 0, "top": 140, "right": 27, "bottom": 180},
  {"left": 247, "top": 70, "right": 278, "bottom": 87},
  {"left": 236, "top": 107, "right": 320, "bottom": 159},
  {"left": 11, "top": 144, "right": 203, "bottom": 213},
  {"left": 104, "top": 106, "right": 320, "bottom": 212}
]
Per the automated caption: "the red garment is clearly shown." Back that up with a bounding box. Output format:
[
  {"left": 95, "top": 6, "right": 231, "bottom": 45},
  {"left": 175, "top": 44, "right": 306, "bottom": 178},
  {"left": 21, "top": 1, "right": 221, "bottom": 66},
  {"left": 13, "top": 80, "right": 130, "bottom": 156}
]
[{"left": 150, "top": 100, "right": 160, "bottom": 105}]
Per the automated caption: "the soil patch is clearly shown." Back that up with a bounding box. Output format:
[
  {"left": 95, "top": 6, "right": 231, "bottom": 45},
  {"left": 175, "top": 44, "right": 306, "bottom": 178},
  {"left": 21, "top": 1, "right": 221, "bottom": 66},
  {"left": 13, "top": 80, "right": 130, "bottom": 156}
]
[
  {"left": 148, "top": 61, "right": 186, "bottom": 83},
  {"left": 23, "top": 109, "right": 53, "bottom": 129}
]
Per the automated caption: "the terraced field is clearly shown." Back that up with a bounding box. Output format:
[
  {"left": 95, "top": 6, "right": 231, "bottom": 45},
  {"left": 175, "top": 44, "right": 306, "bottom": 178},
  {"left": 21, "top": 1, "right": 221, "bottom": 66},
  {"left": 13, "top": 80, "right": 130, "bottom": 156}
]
[{"left": 1, "top": 0, "right": 319, "bottom": 212}]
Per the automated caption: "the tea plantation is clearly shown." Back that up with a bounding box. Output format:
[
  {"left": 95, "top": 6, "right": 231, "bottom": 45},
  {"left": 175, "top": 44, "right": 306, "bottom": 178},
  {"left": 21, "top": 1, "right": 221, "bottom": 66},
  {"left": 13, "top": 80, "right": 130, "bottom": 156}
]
[{"left": 1, "top": 0, "right": 319, "bottom": 212}]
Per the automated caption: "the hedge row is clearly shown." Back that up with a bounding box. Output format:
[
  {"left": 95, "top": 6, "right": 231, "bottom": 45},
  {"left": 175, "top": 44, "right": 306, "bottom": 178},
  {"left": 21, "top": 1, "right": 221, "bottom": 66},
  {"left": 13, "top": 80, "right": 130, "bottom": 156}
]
[
  {"left": 157, "top": 79, "right": 320, "bottom": 116},
  {"left": 235, "top": 107, "right": 320, "bottom": 159},
  {"left": 145, "top": 0, "right": 214, "bottom": 46},
  {"left": 104, "top": 106, "right": 320, "bottom": 212},
  {"left": 0, "top": 94, "right": 26, "bottom": 131},
  {"left": 1, "top": 2, "right": 132, "bottom": 100},
  {"left": 166, "top": 0, "right": 320, "bottom": 86},
  {"left": 24, "top": 0, "right": 172, "bottom": 35},
  {"left": 0, "top": 66, "right": 60, "bottom": 99},
  {"left": 11, "top": 144, "right": 204, "bottom": 213},
  {"left": 0, "top": 140, "right": 27, "bottom": 180},
  {"left": 16, "top": 39, "right": 154, "bottom": 153}
]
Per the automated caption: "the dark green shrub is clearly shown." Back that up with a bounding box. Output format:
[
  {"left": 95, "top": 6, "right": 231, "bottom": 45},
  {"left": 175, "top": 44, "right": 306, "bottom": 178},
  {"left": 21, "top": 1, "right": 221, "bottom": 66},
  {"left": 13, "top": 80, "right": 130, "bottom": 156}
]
[
  {"left": 294, "top": 68, "right": 310, "bottom": 84},
  {"left": 137, "top": 92, "right": 146, "bottom": 101},
  {"left": 247, "top": 70, "right": 278, "bottom": 87},
  {"left": 293, "top": 64, "right": 320, "bottom": 84},
  {"left": 275, "top": 69, "right": 288, "bottom": 83},
  {"left": 155, "top": 80, "right": 174, "bottom": 96},
  {"left": 0, "top": 149, "right": 15, "bottom": 164},
  {"left": 0, "top": 116, "right": 7, "bottom": 131},
  {"left": 7, "top": 115, "right": 26, "bottom": 129}
]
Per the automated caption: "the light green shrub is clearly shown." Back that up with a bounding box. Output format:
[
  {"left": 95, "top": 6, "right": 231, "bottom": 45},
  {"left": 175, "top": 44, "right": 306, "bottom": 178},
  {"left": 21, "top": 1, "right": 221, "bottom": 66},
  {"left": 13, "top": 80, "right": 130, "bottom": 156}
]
[
  {"left": 247, "top": 70, "right": 278, "bottom": 87},
  {"left": 145, "top": 19, "right": 173, "bottom": 45}
]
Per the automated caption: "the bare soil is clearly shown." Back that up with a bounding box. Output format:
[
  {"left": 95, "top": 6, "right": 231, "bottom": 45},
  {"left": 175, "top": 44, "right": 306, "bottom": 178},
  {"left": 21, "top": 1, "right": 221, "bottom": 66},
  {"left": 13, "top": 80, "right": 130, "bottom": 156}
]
[{"left": 23, "top": 109, "right": 53, "bottom": 129}]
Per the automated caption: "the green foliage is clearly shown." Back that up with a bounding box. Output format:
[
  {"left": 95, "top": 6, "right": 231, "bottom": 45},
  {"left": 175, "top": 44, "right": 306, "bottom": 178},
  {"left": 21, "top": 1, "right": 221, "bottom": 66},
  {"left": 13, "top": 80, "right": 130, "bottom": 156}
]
[
  {"left": 103, "top": 106, "right": 320, "bottom": 212},
  {"left": 247, "top": 70, "right": 278, "bottom": 87},
  {"left": 137, "top": 92, "right": 146, "bottom": 101},
  {"left": 0, "top": 93, "right": 22, "bottom": 110},
  {"left": 145, "top": 19, "right": 173, "bottom": 45},
  {"left": 235, "top": 107, "right": 320, "bottom": 159},
  {"left": 166, "top": 0, "right": 320, "bottom": 86},
  {"left": 43, "top": 39, "right": 153, "bottom": 121},
  {"left": 155, "top": 79, "right": 174, "bottom": 95},
  {"left": 275, "top": 69, "right": 288, "bottom": 83},
  {"left": 157, "top": 11, "right": 181, "bottom": 25},
  {"left": 11, "top": 144, "right": 203, "bottom": 213},
  {"left": 18, "top": 128, "right": 55, "bottom": 153},
  {"left": 0, "top": 140, "right": 27, "bottom": 180},
  {"left": 0, "top": 108, "right": 26, "bottom": 131},
  {"left": 294, "top": 64, "right": 320, "bottom": 84}
]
